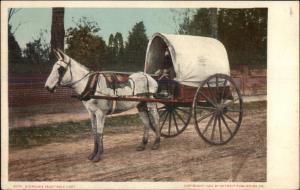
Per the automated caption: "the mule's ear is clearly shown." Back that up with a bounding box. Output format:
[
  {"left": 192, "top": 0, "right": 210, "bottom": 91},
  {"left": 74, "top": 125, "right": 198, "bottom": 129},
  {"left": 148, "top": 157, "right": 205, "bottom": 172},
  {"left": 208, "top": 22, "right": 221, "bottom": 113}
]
[
  {"left": 57, "top": 49, "right": 70, "bottom": 63},
  {"left": 53, "top": 49, "right": 62, "bottom": 60}
]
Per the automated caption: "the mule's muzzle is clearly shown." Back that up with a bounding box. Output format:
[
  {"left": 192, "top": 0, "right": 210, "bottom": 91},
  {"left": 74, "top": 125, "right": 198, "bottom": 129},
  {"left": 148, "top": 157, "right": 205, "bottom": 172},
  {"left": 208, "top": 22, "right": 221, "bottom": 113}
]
[{"left": 45, "top": 86, "right": 56, "bottom": 93}]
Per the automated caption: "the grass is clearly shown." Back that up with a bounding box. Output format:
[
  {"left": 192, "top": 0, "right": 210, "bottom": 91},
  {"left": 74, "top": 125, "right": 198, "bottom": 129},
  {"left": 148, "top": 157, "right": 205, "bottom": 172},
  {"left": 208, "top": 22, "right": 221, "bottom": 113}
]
[
  {"left": 9, "top": 101, "right": 266, "bottom": 149},
  {"left": 9, "top": 114, "right": 142, "bottom": 149}
]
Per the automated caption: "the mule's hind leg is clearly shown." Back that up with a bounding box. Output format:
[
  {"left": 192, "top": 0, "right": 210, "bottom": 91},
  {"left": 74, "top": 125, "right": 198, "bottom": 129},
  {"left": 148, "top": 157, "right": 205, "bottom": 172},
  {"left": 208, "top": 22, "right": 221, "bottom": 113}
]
[
  {"left": 88, "top": 112, "right": 98, "bottom": 160},
  {"left": 136, "top": 102, "right": 150, "bottom": 151},
  {"left": 147, "top": 102, "right": 161, "bottom": 150}
]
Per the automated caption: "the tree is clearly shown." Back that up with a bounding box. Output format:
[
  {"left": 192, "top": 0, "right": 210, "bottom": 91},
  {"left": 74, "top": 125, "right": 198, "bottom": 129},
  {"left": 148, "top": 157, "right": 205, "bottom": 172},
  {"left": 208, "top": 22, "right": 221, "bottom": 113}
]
[
  {"left": 106, "top": 32, "right": 125, "bottom": 68},
  {"left": 8, "top": 8, "right": 23, "bottom": 34},
  {"left": 8, "top": 8, "right": 24, "bottom": 73},
  {"left": 124, "top": 21, "right": 148, "bottom": 71},
  {"left": 218, "top": 9, "right": 267, "bottom": 67},
  {"left": 8, "top": 25, "right": 23, "bottom": 73},
  {"left": 65, "top": 17, "right": 107, "bottom": 70},
  {"left": 23, "top": 30, "right": 50, "bottom": 65},
  {"left": 176, "top": 8, "right": 267, "bottom": 68},
  {"left": 108, "top": 34, "right": 115, "bottom": 51},
  {"left": 50, "top": 8, "right": 65, "bottom": 62},
  {"left": 114, "top": 32, "right": 124, "bottom": 57},
  {"left": 178, "top": 8, "right": 217, "bottom": 38}
]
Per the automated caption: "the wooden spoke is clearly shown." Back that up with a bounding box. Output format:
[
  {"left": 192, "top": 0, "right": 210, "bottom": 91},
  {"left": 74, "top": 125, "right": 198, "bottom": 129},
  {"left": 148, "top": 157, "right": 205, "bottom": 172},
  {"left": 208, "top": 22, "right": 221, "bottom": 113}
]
[
  {"left": 218, "top": 116, "right": 223, "bottom": 142},
  {"left": 172, "top": 112, "right": 179, "bottom": 133},
  {"left": 221, "top": 79, "right": 228, "bottom": 99},
  {"left": 224, "top": 113, "right": 239, "bottom": 125},
  {"left": 220, "top": 115, "right": 232, "bottom": 136},
  {"left": 197, "top": 111, "right": 214, "bottom": 123},
  {"left": 196, "top": 106, "right": 217, "bottom": 111},
  {"left": 198, "top": 91, "right": 216, "bottom": 107},
  {"left": 160, "top": 111, "right": 169, "bottom": 130},
  {"left": 159, "top": 110, "right": 167, "bottom": 118},
  {"left": 202, "top": 113, "right": 215, "bottom": 135},
  {"left": 168, "top": 112, "right": 172, "bottom": 135},
  {"left": 176, "top": 107, "right": 190, "bottom": 115},
  {"left": 210, "top": 115, "right": 217, "bottom": 140},
  {"left": 207, "top": 82, "right": 217, "bottom": 103},
  {"left": 216, "top": 76, "right": 219, "bottom": 97},
  {"left": 174, "top": 110, "right": 188, "bottom": 126},
  {"left": 176, "top": 107, "right": 190, "bottom": 114}
]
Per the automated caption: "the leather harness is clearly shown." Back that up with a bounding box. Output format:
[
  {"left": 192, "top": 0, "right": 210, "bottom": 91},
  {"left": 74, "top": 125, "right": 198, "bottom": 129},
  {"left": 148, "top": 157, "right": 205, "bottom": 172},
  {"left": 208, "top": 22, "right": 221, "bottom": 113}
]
[
  {"left": 78, "top": 72, "right": 130, "bottom": 115},
  {"left": 79, "top": 72, "right": 101, "bottom": 101}
]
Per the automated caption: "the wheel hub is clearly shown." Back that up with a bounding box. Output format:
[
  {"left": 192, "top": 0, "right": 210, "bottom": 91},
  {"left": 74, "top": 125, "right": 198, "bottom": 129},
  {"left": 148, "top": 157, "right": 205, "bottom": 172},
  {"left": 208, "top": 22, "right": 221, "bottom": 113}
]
[{"left": 215, "top": 104, "right": 224, "bottom": 116}]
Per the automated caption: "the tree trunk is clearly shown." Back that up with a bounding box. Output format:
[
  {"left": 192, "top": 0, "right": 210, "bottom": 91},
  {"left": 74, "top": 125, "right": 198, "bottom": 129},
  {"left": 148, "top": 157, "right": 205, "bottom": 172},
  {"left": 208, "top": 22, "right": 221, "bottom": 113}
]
[
  {"left": 209, "top": 8, "right": 218, "bottom": 39},
  {"left": 50, "top": 8, "right": 65, "bottom": 61}
]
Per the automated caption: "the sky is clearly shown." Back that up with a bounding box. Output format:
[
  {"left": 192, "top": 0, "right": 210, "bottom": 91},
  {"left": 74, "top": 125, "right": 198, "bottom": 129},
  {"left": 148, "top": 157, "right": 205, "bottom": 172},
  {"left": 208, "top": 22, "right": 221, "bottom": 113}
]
[{"left": 9, "top": 8, "right": 189, "bottom": 49}]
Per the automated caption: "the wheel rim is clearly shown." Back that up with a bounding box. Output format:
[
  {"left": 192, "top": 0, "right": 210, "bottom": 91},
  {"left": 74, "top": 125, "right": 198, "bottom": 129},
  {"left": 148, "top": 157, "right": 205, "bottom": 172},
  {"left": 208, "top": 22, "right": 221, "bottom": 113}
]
[
  {"left": 193, "top": 74, "right": 243, "bottom": 145},
  {"left": 154, "top": 103, "right": 192, "bottom": 138}
]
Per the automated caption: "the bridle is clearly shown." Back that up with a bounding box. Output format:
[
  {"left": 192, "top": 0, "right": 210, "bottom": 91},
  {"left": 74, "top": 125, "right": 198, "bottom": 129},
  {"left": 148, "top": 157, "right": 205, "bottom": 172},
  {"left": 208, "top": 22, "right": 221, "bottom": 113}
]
[{"left": 56, "top": 58, "right": 92, "bottom": 88}]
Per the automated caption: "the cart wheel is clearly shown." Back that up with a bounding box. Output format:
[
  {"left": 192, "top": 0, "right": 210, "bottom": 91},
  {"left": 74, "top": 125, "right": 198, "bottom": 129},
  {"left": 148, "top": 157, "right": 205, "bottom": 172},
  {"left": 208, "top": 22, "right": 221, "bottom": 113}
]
[
  {"left": 151, "top": 103, "right": 192, "bottom": 138},
  {"left": 192, "top": 74, "right": 243, "bottom": 145}
]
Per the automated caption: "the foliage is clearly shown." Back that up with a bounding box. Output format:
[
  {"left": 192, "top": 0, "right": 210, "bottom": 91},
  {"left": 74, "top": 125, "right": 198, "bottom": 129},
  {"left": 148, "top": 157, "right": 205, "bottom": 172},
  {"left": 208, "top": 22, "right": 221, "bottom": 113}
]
[
  {"left": 114, "top": 32, "right": 124, "bottom": 57},
  {"left": 23, "top": 30, "right": 51, "bottom": 65},
  {"left": 218, "top": 9, "right": 267, "bottom": 67},
  {"left": 65, "top": 17, "right": 107, "bottom": 70},
  {"left": 179, "top": 9, "right": 217, "bottom": 37},
  {"left": 177, "top": 8, "right": 267, "bottom": 68},
  {"left": 123, "top": 21, "right": 148, "bottom": 71}
]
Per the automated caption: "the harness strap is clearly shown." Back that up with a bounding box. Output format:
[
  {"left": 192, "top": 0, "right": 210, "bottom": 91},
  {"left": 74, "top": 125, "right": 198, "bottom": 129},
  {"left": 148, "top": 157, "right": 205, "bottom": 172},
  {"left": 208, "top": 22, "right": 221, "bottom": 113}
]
[
  {"left": 107, "top": 100, "right": 117, "bottom": 115},
  {"left": 144, "top": 74, "right": 150, "bottom": 93},
  {"left": 103, "top": 73, "right": 116, "bottom": 95},
  {"left": 79, "top": 72, "right": 100, "bottom": 101}
]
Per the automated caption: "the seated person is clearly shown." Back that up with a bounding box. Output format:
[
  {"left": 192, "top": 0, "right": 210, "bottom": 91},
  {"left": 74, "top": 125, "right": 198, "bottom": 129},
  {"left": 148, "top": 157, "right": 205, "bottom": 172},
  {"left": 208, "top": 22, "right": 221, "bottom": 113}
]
[
  {"left": 155, "top": 50, "right": 175, "bottom": 98},
  {"left": 155, "top": 50, "right": 175, "bottom": 80}
]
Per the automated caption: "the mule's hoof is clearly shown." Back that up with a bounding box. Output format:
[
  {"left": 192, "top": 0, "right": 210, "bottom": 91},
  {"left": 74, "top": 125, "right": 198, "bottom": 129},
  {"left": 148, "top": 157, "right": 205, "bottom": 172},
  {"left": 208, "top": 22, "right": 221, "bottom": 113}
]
[
  {"left": 136, "top": 144, "right": 146, "bottom": 151},
  {"left": 92, "top": 154, "right": 101, "bottom": 162},
  {"left": 151, "top": 143, "right": 160, "bottom": 150},
  {"left": 88, "top": 153, "right": 96, "bottom": 160}
]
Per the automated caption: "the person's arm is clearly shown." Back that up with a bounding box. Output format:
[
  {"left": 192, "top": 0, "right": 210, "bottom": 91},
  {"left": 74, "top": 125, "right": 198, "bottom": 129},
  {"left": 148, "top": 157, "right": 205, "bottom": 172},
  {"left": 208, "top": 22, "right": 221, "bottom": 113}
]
[{"left": 155, "top": 69, "right": 162, "bottom": 75}]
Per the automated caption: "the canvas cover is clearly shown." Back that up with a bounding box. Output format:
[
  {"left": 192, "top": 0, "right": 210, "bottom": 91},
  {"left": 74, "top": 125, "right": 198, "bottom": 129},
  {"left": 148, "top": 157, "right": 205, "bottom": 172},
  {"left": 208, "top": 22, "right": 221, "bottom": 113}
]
[{"left": 144, "top": 33, "right": 230, "bottom": 87}]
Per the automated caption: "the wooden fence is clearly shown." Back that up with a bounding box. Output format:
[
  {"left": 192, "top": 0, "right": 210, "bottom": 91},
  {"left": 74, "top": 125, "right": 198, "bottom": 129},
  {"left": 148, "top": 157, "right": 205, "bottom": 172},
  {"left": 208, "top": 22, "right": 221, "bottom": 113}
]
[{"left": 8, "top": 69, "right": 266, "bottom": 107}]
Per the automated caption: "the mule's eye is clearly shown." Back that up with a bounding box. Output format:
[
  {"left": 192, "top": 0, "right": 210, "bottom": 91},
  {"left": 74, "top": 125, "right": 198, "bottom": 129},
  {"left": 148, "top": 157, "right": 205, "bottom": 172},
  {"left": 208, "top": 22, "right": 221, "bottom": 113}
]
[{"left": 58, "top": 66, "right": 66, "bottom": 76}]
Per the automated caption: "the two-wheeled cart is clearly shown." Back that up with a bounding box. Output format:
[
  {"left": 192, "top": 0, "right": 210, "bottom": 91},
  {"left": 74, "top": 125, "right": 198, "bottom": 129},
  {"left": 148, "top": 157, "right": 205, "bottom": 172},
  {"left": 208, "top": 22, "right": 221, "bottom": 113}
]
[{"left": 90, "top": 33, "right": 243, "bottom": 145}]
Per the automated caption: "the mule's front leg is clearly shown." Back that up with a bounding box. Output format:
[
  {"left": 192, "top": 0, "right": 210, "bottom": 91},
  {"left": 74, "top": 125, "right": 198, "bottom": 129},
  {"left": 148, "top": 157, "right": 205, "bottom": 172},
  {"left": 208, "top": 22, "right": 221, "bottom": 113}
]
[
  {"left": 92, "top": 110, "right": 105, "bottom": 162},
  {"left": 88, "top": 112, "right": 98, "bottom": 160}
]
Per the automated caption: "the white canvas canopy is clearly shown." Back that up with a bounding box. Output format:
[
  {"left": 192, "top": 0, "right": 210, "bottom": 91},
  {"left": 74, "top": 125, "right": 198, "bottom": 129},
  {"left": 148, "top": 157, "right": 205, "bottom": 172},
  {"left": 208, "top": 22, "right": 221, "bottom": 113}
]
[{"left": 144, "top": 33, "right": 230, "bottom": 87}]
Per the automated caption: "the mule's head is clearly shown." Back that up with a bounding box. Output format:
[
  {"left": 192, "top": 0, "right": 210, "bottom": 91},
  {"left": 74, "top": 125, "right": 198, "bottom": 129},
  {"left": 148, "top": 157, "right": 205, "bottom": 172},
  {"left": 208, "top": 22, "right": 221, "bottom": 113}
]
[{"left": 45, "top": 49, "right": 72, "bottom": 93}]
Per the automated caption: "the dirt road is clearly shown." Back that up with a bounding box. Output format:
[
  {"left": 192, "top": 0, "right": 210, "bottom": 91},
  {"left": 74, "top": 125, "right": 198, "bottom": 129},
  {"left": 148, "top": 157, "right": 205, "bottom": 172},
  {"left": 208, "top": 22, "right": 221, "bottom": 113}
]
[{"left": 9, "top": 106, "right": 266, "bottom": 182}]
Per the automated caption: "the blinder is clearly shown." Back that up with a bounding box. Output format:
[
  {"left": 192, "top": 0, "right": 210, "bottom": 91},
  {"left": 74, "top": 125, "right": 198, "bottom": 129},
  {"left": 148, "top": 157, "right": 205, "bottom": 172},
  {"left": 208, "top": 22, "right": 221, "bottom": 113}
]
[{"left": 57, "top": 61, "right": 71, "bottom": 86}]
